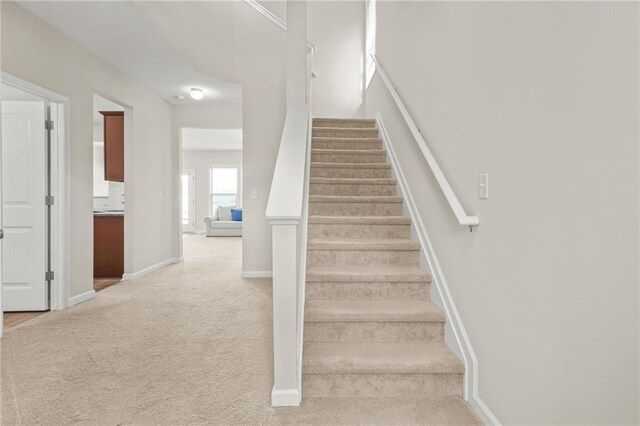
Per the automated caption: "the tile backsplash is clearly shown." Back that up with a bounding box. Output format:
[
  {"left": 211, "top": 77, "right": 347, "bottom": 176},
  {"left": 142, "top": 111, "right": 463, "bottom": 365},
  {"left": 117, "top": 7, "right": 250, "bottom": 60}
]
[{"left": 94, "top": 181, "right": 125, "bottom": 211}]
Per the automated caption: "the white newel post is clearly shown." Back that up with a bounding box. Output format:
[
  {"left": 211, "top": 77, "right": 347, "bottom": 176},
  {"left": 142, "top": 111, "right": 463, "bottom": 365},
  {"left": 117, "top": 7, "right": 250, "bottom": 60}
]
[{"left": 270, "top": 220, "right": 300, "bottom": 406}]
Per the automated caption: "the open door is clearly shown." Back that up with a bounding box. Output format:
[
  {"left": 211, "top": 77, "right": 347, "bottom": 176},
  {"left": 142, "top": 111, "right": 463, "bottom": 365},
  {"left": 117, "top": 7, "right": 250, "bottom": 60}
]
[{"left": 1, "top": 101, "right": 49, "bottom": 311}]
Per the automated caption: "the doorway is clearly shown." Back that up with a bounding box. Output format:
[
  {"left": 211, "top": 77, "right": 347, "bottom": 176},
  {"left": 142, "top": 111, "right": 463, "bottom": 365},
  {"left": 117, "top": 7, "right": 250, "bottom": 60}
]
[{"left": 0, "top": 75, "right": 68, "bottom": 334}]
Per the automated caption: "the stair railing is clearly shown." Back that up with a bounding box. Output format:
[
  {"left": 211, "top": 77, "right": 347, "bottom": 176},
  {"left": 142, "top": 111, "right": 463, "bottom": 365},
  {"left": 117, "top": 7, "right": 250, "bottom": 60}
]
[
  {"left": 371, "top": 54, "right": 479, "bottom": 230},
  {"left": 266, "top": 105, "right": 312, "bottom": 407}
]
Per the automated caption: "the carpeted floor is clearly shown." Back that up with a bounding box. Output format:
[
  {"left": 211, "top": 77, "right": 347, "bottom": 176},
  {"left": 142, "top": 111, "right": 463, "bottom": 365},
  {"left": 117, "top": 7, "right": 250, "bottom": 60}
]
[{"left": 0, "top": 234, "right": 480, "bottom": 425}]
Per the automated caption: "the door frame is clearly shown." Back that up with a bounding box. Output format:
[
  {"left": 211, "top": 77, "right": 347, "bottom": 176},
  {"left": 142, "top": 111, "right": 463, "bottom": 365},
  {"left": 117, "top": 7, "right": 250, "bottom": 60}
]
[
  {"left": 1, "top": 73, "right": 70, "bottom": 336},
  {"left": 181, "top": 168, "right": 196, "bottom": 233}
]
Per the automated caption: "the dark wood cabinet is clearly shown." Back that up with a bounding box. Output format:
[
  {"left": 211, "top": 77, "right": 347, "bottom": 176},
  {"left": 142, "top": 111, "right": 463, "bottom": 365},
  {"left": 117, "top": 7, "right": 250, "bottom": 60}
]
[
  {"left": 94, "top": 215, "right": 124, "bottom": 278},
  {"left": 100, "top": 111, "right": 124, "bottom": 182}
]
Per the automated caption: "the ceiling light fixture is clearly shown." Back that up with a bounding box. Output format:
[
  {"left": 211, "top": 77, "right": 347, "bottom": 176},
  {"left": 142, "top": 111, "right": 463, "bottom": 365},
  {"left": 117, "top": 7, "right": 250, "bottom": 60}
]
[{"left": 189, "top": 88, "right": 204, "bottom": 100}]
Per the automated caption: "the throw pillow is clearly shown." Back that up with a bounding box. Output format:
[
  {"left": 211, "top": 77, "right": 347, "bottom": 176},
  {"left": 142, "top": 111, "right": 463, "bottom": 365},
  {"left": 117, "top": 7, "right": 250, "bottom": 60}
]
[
  {"left": 218, "top": 207, "right": 232, "bottom": 221},
  {"left": 231, "top": 208, "right": 243, "bottom": 222}
]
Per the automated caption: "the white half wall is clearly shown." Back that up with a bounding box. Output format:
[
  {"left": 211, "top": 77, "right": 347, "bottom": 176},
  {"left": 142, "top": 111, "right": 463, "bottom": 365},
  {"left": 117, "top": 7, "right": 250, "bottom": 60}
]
[
  {"left": 182, "top": 150, "right": 242, "bottom": 232},
  {"left": 2, "top": 2, "right": 179, "bottom": 297},
  {"left": 366, "top": 2, "right": 639, "bottom": 424}
]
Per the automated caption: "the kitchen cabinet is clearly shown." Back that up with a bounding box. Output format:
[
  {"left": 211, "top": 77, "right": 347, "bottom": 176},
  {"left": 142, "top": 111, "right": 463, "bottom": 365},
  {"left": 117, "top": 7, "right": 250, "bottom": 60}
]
[
  {"left": 100, "top": 111, "right": 124, "bottom": 182},
  {"left": 94, "top": 214, "right": 124, "bottom": 278}
]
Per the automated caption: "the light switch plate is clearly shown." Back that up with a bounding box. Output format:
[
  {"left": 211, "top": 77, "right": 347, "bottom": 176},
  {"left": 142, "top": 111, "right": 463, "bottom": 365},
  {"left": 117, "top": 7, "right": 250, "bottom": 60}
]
[
  {"left": 251, "top": 190, "right": 258, "bottom": 200},
  {"left": 479, "top": 173, "right": 489, "bottom": 199}
]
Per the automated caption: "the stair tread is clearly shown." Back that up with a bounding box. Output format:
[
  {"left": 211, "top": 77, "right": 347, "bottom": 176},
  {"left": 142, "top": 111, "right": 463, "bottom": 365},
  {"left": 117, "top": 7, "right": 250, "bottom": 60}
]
[
  {"left": 305, "top": 299, "right": 444, "bottom": 323},
  {"left": 307, "top": 265, "right": 431, "bottom": 283},
  {"left": 311, "top": 177, "right": 396, "bottom": 185},
  {"left": 312, "top": 149, "right": 386, "bottom": 155},
  {"left": 309, "top": 216, "right": 411, "bottom": 225},
  {"left": 312, "top": 137, "right": 381, "bottom": 142},
  {"left": 308, "top": 239, "right": 420, "bottom": 251},
  {"left": 303, "top": 342, "right": 463, "bottom": 374},
  {"left": 310, "top": 195, "right": 403, "bottom": 203},
  {"left": 311, "top": 162, "right": 391, "bottom": 169}
]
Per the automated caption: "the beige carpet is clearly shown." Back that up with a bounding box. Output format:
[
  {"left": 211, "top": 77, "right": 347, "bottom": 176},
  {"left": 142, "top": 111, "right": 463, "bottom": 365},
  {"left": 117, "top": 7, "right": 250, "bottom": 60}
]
[{"left": 1, "top": 234, "right": 480, "bottom": 425}]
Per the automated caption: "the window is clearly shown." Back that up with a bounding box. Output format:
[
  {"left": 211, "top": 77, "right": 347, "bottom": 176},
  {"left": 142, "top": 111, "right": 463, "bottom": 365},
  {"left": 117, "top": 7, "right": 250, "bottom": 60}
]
[
  {"left": 209, "top": 166, "right": 242, "bottom": 215},
  {"left": 365, "top": 0, "right": 377, "bottom": 89}
]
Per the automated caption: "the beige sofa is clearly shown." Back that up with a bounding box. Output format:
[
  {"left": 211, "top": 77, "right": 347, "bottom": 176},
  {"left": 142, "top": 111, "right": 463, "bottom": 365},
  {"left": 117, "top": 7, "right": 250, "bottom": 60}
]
[{"left": 204, "top": 207, "right": 242, "bottom": 237}]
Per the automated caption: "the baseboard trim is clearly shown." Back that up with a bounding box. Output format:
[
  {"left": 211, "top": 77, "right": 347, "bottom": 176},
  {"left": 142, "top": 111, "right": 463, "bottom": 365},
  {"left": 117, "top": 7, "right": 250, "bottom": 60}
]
[
  {"left": 122, "top": 257, "right": 183, "bottom": 280},
  {"left": 241, "top": 271, "right": 273, "bottom": 278},
  {"left": 68, "top": 289, "right": 96, "bottom": 307},
  {"left": 271, "top": 387, "right": 300, "bottom": 407},
  {"left": 377, "top": 113, "right": 500, "bottom": 425}
]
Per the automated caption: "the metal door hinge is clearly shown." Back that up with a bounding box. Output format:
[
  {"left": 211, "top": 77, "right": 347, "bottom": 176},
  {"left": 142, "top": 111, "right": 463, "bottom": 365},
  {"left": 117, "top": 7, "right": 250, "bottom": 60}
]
[
  {"left": 45, "top": 195, "right": 55, "bottom": 206},
  {"left": 45, "top": 120, "right": 54, "bottom": 130},
  {"left": 45, "top": 271, "right": 55, "bottom": 281}
]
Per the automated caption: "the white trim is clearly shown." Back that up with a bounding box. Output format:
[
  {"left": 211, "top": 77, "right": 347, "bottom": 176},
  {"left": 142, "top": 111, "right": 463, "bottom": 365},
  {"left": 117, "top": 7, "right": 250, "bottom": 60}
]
[
  {"left": 68, "top": 289, "right": 96, "bottom": 307},
  {"left": 377, "top": 113, "right": 500, "bottom": 425},
  {"left": 271, "top": 387, "right": 301, "bottom": 407},
  {"left": 241, "top": 271, "right": 273, "bottom": 278},
  {"left": 242, "top": 0, "right": 316, "bottom": 52},
  {"left": 122, "top": 257, "right": 183, "bottom": 280},
  {"left": 296, "top": 111, "right": 312, "bottom": 399},
  {"left": 371, "top": 55, "right": 479, "bottom": 229}
]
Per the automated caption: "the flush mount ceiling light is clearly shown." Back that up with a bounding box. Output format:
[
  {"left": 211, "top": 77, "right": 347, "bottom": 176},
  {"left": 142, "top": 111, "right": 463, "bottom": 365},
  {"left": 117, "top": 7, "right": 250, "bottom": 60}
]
[{"left": 189, "top": 88, "right": 204, "bottom": 100}]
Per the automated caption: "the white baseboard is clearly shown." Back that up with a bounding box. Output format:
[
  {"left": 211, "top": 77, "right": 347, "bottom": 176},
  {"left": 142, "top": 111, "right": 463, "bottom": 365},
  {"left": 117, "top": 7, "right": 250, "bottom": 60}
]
[
  {"left": 68, "top": 289, "right": 96, "bottom": 307},
  {"left": 241, "top": 271, "right": 273, "bottom": 278},
  {"left": 377, "top": 113, "right": 500, "bottom": 425},
  {"left": 271, "top": 387, "right": 300, "bottom": 407},
  {"left": 122, "top": 257, "right": 183, "bottom": 280}
]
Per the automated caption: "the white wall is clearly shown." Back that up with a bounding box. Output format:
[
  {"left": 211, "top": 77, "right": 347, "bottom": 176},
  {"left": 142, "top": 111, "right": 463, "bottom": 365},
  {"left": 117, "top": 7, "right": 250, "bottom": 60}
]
[
  {"left": 2, "top": 1, "right": 179, "bottom": 296},
  {"left": 182, "top": 150, "right": 242, "bottom": 232},
  {"left": 308, "top": 1, "right": 366, "bottom": 118},
  {"left": 366, "top": 2, "right": 639, "bottom": 424}
]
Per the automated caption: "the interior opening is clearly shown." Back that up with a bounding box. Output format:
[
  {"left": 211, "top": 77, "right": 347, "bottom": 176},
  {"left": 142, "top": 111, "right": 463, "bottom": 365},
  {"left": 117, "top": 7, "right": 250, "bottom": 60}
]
[
  {"left": 180, "top": 126, "right": 243, "bottom": 253},
  {"left": 92, "top": 94, "right": 126, "bottom": 292}
]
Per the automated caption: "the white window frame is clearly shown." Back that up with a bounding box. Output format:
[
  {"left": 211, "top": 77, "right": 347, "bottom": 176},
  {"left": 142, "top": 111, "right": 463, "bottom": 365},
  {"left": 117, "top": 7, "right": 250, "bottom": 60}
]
[{"left": 209, "top": 165, "right": 242, "bottom": 216}]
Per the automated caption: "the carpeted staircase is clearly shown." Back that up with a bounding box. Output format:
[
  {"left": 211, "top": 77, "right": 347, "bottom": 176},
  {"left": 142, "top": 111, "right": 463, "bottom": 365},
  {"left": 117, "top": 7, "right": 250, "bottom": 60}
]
[{"left": 302, "top": 118, "right": 481, "bottom": 423}]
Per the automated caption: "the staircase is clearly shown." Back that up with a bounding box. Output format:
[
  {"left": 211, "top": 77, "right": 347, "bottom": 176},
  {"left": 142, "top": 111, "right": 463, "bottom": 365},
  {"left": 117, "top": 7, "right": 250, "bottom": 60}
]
[{"left": 302, "top": 118, "right": 480, "bottom": 422}]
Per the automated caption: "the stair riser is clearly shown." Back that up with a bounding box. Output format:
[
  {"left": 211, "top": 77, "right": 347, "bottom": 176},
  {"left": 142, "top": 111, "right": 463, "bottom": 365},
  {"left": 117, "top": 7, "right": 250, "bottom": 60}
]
[
  {"left": 308, "top": 223, "right": 411, "bottom": 239},
  {"left": 312, "top": 141, "right": 382, "bottom": 150},
  {"left": 308, "top": 249, "right": 419, "bottom": 267},
  {"left": 311, "top": 167, "right": 391, "bottom": 179},
  {"left": 313, "top": 120, "right": 376, "bottom": 128},
  {"left": 310, "top": 183, "right": 397, "bottom": 197},
  {"left": 311, "top": 153, "right": 387, "bottom": 163},
  {"left": 309, "top": 202, "right": 403, "bottom": 216},
  {"left": 305, "top": 282, "right": 430, "bottom": 300},
  {"left": 304, "top": 321, "right": 442, "bottom": 342},
  {"left": 313, "top": 129, "right": 379, "bottom": 138},
  {"left": 303, "top": 373, "right": 463, "bottom": 398}
]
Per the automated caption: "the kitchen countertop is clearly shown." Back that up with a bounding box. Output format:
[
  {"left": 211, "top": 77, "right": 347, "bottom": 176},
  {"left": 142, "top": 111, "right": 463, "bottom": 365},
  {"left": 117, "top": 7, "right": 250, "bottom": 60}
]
[{"left": 94, "top": 211, "right": 124, "bottom": 217}]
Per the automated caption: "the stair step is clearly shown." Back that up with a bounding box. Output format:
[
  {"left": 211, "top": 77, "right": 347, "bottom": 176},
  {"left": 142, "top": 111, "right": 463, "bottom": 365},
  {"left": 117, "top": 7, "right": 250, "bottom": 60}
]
[
  {"left": 303, "top": 372, "right": 463, "bottom": 398},
  {"left": 308, "top": 238, "right": 419, "bottom": 251},
  {"left": 304, "top": 299, "right": 445, "bottom": 342},
  {"left": 311, "top": 149, "right": 386, "bottom": 164},
  {"left": 275, "top": 397, "right": 481, "bottom": 425},
  {"left": 307, "top": 265, "right": 431, "bottom": 283},
  {"left": 303, "top": 342, "right": 464, "bottom": 374},
  {"left": 310, "top": 162, "right": 392, "bottom": 179},
  {"left": 313, "top": 118, "right": 377, "bottom": 128},
  {"left": 312, "top": 137, "right": 382, "bottom": 150},
  {"left": 306, "top": 280, "right": 429, "bottom": 300},
  {"left": 310, "top": 178, "right": 397, "bottom": 197},
  {"left": 305, "top": 299, "right": 444, "bottom": 323},
  {"left": 308, "top": 216, "right": 411, "bottom": 239},
  {"left": 312, "top": 127, "right": 379, "bottom": 138},
  {"left": 309, "top": 195, "right": 403, "bottom": 216}
]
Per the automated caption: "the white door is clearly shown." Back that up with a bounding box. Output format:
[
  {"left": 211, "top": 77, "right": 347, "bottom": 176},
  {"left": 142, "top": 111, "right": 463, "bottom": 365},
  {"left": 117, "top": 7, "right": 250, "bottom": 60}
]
[
  {"left": 181, "top": 169, "right": 195, "bottom": 233},
  {"left": 1, "top": 101, "right": 48, "bottom": 311}
]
